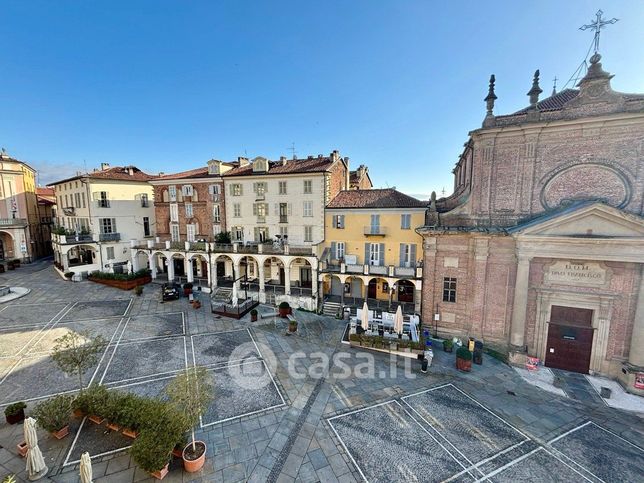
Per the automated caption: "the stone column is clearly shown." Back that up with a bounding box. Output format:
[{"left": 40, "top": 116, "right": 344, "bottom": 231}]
[
  {"left": 167, "top": 257, "right": 175, "bottom": 282},
  {"left": 63, "top": 253, "right": 70, "bottom": 271},
  {"left": 131, "top": 253, "right": 139, "bottom": 272},
  {"left": 312, "top": 268, "right": 318, "bottom": 298},
  {"left": 186, "top": 258, "right": 194, "bottom": 283},
  {"left": 421, "top": 237, "right": 437, "bottom": 327},
  {"left": 510, "top": 255, "right": 531, "bottom": 348},
  {"left": 628, "top": 273, "right": 644, "bottom": 367},
  {"left": 414, "top": 288, "right": 422, "bottom": 314},
  {"left": 233, "top": 260, "right": 241, "bottom": 292},
  {"left": 206, "top": 261, "right": 212, "bottom": 288},
  {"left": 148, "top": 254, "right": 157, "bottom": 279},
  {"left": 258, "top": 264, "right": 266, "bottom": 303},
  {"left": 284, "top": 262, "right": 291, "bottom": 295}
]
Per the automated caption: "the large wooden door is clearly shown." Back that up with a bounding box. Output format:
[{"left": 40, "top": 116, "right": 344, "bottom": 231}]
[
  {"left": 545, "top": 306, "right": 594, "bottom": 374},
  {"left": 367, "top": 279, "right": 377, "bottom": 299}
]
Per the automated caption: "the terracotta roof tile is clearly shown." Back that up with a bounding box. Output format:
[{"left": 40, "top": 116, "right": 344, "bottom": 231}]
[
  {"left": 511, "top": 88, "right": 579, "bottom": 114},
  {"left": 327, "top": 189, "right": 426, "bottom": 209},
  {"left": 48, "top": 166, "right": 156, "bottom": 185},
  {"left": 223, "top": 156, "right": 335, "bottom": 177}
]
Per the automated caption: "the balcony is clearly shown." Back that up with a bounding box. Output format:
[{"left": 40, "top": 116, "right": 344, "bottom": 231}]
[
  {"left": 257, "top": 216, "right": 266, "bottom": 224},
  {"left": 279, "top": 216, "right": 288, "bottom": 223},
  {"left": 130, "top": 238, "right": 314, "bottom": 257},
  {"left": 255, "top": 193, "right": 265, "bottom": 201},
  {"left": 320, "top": 261, "right": 422, "bottom": 279},
  {"left": 363, "top": 226, "right": 387, "bottom": 236},
  {"left": 99, "top": 233, "right": 121, "bottom": 242},
  {"left": 0, "top": 218, "right": 28, "bottom": 228},
  {"left": 52, "top": 233, "right": 95, "bottom": 245},
  {"left": 97, "top": 200, "right": 110, "bottom": 208}
]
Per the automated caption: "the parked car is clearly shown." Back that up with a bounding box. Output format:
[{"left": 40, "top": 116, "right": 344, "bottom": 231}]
[{"left": 162, "top": 283, "right": 181, "bottom": 301}]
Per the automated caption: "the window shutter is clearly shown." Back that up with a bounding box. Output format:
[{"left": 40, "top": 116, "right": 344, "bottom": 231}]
[
  {"left": 339, "top": 215, "right": 345, "bottom": 228},
  {"left": 264, "top": 203, "right": 269, "bottom": 214},
  {"left": 252, "top": 204, "right": 257, "bottom": 215},
  {"left": 239, "top": 184, "right": 243, "bottom": 195},
  {"left": 192, "top": 190, "right": 198, "bottom": 202},
  {"left": 209, "top": 185, "right": 214, "bottom": 194},
  {"left": 229, "top": 184, "right": 234, "bottom": 195},
  {"left": 274, "top": 203, "right": 279, "bottom": 216},
  {"left": 163, "top": 190, "right": 169, "bottom": 202},
  {"left": 364, "top": 243, "right": 369, "bottom": 265},
  {"left": 288, "top": 203, "right": 292, "bottom": 215},
  {"left": 400, "top": 243, "right": 405, "bottom": 267},
  {"left": 332, "top": 215, "right": 337, "bottom": 227},
  {"left": 410, "top": 244, "right": 417, "bottom": 267},
  {"left": 331, "top": 242, "right": 336, "bottom": 260},
  {"left": 379, "top": 243, "right": 385, "bottom": 266},
  {"left": 112, "top": 218, "right": 117, "bottom": 232},
  {"left": 253, "top": 183, "right": 257, "bottom": 193}
]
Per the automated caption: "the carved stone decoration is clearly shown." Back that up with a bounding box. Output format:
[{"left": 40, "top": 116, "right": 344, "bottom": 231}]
[
  {"left": 540, "top": 163, "right": 630, "bottom": 210},
  {"left": 544, "top": 260, "right": 608, "bottom": 287}
]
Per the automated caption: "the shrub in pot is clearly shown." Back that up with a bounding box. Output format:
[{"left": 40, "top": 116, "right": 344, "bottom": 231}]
[
  {"left": 165, "top": 367, "right": 213, "bottom": 473},
  {"left": 4, "top": 402, "right": 26, "bottom": 424},
  {"left": 183, "top": 283, "right": 193, "bottom": 296},
  {"left": 443, "top": 339, "right": 453, "bottom": 353},
  {"left": 288, "top": 320, "right": 298, "bottom": 332},
  {"left": 134, "top": 285, "right": 143, "bottom": 296},
  {"left": 456, "top": 346, "right": 473, "bottom": 372},
  {"left": 130, "top": 429, "right": 173, "bottom": 480},
  {"left": 250, "top": 309, "right": 258, "bottom": 322},
  {"left": 33, "top": 395, "right": 73, "bottom": 439},
  {"left": 278, "top": 301, "right": 291, "bottom": 318},
  {"left": 83, "top": 384, "right": 110, "bottom": 423}
]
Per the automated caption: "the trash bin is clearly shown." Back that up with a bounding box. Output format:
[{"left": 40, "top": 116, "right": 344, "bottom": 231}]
[
  {"left": 600, "top": 387, "right": 612, "bottom": 399},
  {"left": 473, "top": 340, "right": 483, "bottom": 365},
  {"left": 468, "top": 337, "right": 475, "bottom": 352},
  {"left": 343, "top": 308, "right": 351, "bottom": 320}
]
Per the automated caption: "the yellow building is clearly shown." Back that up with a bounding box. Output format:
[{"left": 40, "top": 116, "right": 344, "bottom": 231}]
[{"left": 318, "top": 188, "right": 425, "bottom": 315}]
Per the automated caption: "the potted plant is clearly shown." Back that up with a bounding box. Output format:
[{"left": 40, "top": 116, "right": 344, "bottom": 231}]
[
  {"left": 51, "top": 332, "right": 107, "bottom": 395},
  {"left": 134, "top": 285, "right": 143, "bottom": 296},
  {"left": 119, "top": 393, "right": 142, "bottom": 438},
  {"left": 193, "top": 300, "right": 201, "bottom": 309},
  {"left": 172, "top": 434, "right": 189, "bottom": 459},
  {"left": 103, "top": 392, "right": 122, "bottom": 431},
  {"left": 4, "top": 402, "right": 26, "bottom": 424},
  {"left": 82, "top": 384, "right": 109, "bottom": 424},
  {"left": 130, "top": 430, "right": 172, "bottom": 480},
  {"left": 288, "top": 319, "right": 298, "bottom": 332},
  {"left": 456, "top": 346, "right": 472, "bottom": 372},
  {"left": 250, "top": 309, "right": 258, "bottom": 322},
  {"left": 32, "top": 395, "right": 73, "bottom": 439},
  {"left": 278, "top": 301, "right": 291, "bottom": 318},
  {"left": 183, "top": 283, "right": 193, "bottom": 297},
  {"left": 443, "top": 339, "right": 453, "bottom": 353},
  {"left": 165, "top": 366, "right": 213, "bottom": 473},
  {"left": 64, "top": 272, "right": 74, "bottom": 279}
]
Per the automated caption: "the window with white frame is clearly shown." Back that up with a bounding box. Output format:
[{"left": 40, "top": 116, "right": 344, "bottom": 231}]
[
  {"left": 334, "top": 214, "right": 345, "bottom": 229},
  {"left": 141, "top": 193, "right": 149, "bottom": 207},
  {"left": 185, "top": 203, "right": 193, "bottom": 218},
  {"left": 143, "top": 217, "right": 150, "bottom": 237},
  {"left": 303, "top": 201, "right": 313, "bottom": 217},
  {"left": 369, "top": 243, "right": 380, "bottom": 266},
  {"left": 170, "top": 203, "right": 179, "bottom": 222},
  {"left": 401, "top": 213, "right": 411, "bottom": 229},
  {"left": 231, "top": 184, "right": 242, "bottom": 196},
  {"left": 253, "top": 182, "right": 267, "bottom": 195},
  {"left": 168, "top": 186, "right": 177, "bottom": 201},
  {"left": 106, "top": 247, "right": 115, "bottom": 260},
  {"left": 279, "top": 226, "right": 288, "bottom": 238},
  {"left": 278, "top": 181, "right": 287, "bottom": 195},
  {"left": 182, "top": 185, "right": 193, "bottom": 197},
  {"left": 303, "top": 179, "right": 312, "bottom": 194},
  {"left": 171, "top": 224, "right": 180, "bottom": 242},
  {"left": 233, "top": 203, "right": 241, "bottom": 217},
  {"left": 186, "top": 224, "right": 196, "bottom": 242},
  {"left": 336, "top": 241, "right": 345, "bottom": 260},
  {"left": 212, "top": 205, "right": 220, "bottom": 223},
  {"left": 304, "top": 226, "right": 313, "bottom": 242},
  {"left": 213, "top": 224, "right": 222, "bottom": 236},
  {"left": 232, "top": 226, "right": 243, "bottom": 242},
  {"left": 99, "top": 218, "right": 116, "bottom": 234},
  {"left": 401, "top": 243, "right": 412, "bottom": 267}
]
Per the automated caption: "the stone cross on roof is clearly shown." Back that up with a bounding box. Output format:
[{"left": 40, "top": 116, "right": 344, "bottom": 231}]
[{"left": 580, "top": 9, "right": 618, "bottom": 53}]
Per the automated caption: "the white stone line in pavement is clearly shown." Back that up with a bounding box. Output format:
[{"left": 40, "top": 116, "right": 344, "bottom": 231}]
[
  {"left": 97, "top": 316, "right": 131, "bottom": 385},
  {"left": 247, "top": 327, "right": 263, "bottom": 358},
  {"left": 444, "top": 440, "right": 528, "bottom": 482},
  {"left": 0, "top": 387, "right": 80, "bottom": 408},
  {"left": 547, "top": 420, "right": 593, "bottom": 444}
]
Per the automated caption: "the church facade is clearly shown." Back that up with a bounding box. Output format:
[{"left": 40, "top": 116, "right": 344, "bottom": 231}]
[{"left": 418, "top": 54, "right": 644, "bottom": 394}]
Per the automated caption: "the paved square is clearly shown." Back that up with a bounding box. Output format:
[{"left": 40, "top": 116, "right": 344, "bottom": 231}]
[
  {"left": 26, "top": 318, "right": 124, "bottom": 355},
  {"left": 0, "top": 326, "right": 46, "bottom": 357},
  {"left": 549, "top": 422, "right": 644, "bottom": 482},
  {"left": 120, "top": 313, "right": 185, "bottom": 341},
  {"left": 328, "top": 400, "right": 471, "bottom": 482},
  {"left": 401, "top": 383, "right": 528, "bottom": 464},
  {"left": 484, "top": 447, "right": 591, "bottom": 482},
  {"left": 201, "top": 361, "right": 285, "bottom": 426},
  {"left": 190, "top": 329, "right": 260, "bottom": 367},
  {"left": 60, "top": 300, "right": 131, "bottom": 321},
  {"left": 100, "top": 336, "right": 187, "bottom": 384},
  {"left": 0, "top": 302, "right": 68, "bottom": 327}
]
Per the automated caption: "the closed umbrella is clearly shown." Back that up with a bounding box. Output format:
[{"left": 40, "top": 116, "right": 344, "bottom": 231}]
[
  {"left": 361, "top": 301, "right": 370, "bottom": 331},
  {"left": 231, "top": 283, "right": 238, "bottom": 306},
  {"left": 80, "top": 452, "right": 93, "bottom": 483},
  {"left": 394, "top": 306, "right": 404, "bottom": 336},
  {"left": 24, "top": 417, "right": 48, "bottom": 480}
]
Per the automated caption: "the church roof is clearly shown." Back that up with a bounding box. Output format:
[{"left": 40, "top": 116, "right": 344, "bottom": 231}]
[
  {"left": 511, "top": 89, "right": 580, "bottom": 114},
  {"left": 327, "top": 188, "right": 426, "bottom": 209}
]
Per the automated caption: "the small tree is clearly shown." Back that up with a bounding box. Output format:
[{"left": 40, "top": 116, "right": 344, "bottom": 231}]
[
  {"left": 51, "top": 331, "right": 107, "bottom": 393},
  {"left": 214, "top": 231, "right": 231, "bottom": 244},
  {"left": 165, "top": 366, "right": 213, "bottom": 453}
]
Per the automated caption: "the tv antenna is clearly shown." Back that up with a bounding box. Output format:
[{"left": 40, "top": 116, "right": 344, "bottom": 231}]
[{"left": 288, "top": 142, "right": 297, "bottom": 159}]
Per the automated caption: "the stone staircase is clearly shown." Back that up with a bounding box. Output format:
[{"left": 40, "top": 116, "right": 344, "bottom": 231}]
[
  {"left": 322, "top": 300, "right": 341, "bottom": 318},
  {"left": 212, "top": 287, "right": 232, "bottom": 303}
]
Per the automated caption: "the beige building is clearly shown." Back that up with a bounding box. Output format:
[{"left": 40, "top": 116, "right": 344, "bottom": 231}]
[{"left": 49, "top": 164, "right": 156, "bottom": 275}]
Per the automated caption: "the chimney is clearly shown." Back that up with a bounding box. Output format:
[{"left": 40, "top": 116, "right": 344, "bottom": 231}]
[
  {"left": 159, "top": 172, "right": 165, "bottom": 177},
  {"left": 330, "top": 150, "right": 340, "bottom": 162},
  {"left": 238, "top": 157, "right": 249, "bottom": 167},
  {"left": 0, "top": 148, "right": 8, "bottom": 159},
  {"left": 101, "top": 162, "right": 110, "bottom": 171},
  {"left": 307, "top": 155, "right": 313, "bottom": 160},
  {"left": 280, "top": 156, "right": 287, "bottom": 166},
  {"left": 344, "top": 156, "right": 350, "bottom": 190},
  {"left": 127, "top": 167, "right": 134, "bottom": 176}
]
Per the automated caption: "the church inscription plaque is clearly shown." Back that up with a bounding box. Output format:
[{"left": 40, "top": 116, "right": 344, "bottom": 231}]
[{"left": 545, "top": 261, "right": 607, "bottom": 287}]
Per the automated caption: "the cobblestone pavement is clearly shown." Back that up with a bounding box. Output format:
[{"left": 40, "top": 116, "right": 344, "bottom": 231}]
[{"left": 0, "top": 262, "right": 642, "bottom": 482}]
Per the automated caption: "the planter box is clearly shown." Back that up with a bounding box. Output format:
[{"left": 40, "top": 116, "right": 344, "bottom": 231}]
[
  {"left": 122, "top": 428, "right": 139, "bottom": 439},
  {"left": 88, "top": 414, "right": 105, "bottom": 425},
  {"left": 88, "top": 276, "right": 151, "bottom": 291},
  {"left": 456, "top": 358, "right": 472, "bottom": 372},
  {"left": 106, "top": 422, "right": 121, "bottom": 431},
  {"left": 6, "top": 408, "right": 25, "bottom": 424},
  {"left": 52, "top": 425, "right": 70, "bottom": 440},
  {"left": 17, "top": 441, "right": 28, "bottom": 457},
  {"left": 151, "top": 463, "right": 169, "bottom": 480},
  {"left": 349, "top": 341, "right": 419, "bottom": 359}
]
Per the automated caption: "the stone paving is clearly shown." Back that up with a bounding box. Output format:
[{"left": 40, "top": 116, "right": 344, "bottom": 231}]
[{"left": 0, "top": 260, "right": 642, "bottom": 482}]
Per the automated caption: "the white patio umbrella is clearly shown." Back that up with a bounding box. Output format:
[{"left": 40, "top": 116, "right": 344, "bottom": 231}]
[
  {"left": 24, "top": 417, "right": 48, "bottom": 480},
  {"left": 361, "top": 301, "right": 370, "bottom": 331},
  {"left": 231, "top": 283, "right": 238, "bottom": 306},
  {"left": 80, "top": 452, "right": 93, "bottom": 483},
  {"left": 394, "top": 305, "right": 404, "bottom": 335}
]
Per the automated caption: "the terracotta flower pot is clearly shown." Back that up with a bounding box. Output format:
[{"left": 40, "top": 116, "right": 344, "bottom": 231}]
[
  {"left": 456, "top": 358, "right": 472, "bottom": 372},
  {"left": 106, "top": 422, "right": 121, "bottom": 431},
  {"left": 151, "top": 463, "right": 169, "bottom": 480},
  {"left": 88, "top": 414, "right": 105, "bottom": 425},
  {"left": 52, "top": 425, "right": 70, "bottom": 440},
  {"left": 288, "top": 322, "right": 297, "bottom": 333},
  {"left": 73, "top": 409, "right": 85, "bottom": 418},
  {"left": 122, "top": 428, "right": 138, "bottom": 439},
  {"left": 17, "top": 441, "right": 28, "bottom": 457},
  {"left": 251, "top": 313, "right": 258, "bottom": 322},
  {"left": 279, "top": 307, "right": 289, "bottom": 318},
  {"left": 183, "top": 441, "right": 207, "bottom": 473}
]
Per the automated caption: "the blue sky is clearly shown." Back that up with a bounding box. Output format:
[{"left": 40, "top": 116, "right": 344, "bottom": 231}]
[{"left": 2, "top": 1, "right": 643, "bottom": 197}]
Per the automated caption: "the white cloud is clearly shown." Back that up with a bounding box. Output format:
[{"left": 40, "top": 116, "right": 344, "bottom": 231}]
[{"left": 32, "top": 160, "right": 86, "bottom": 186}]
